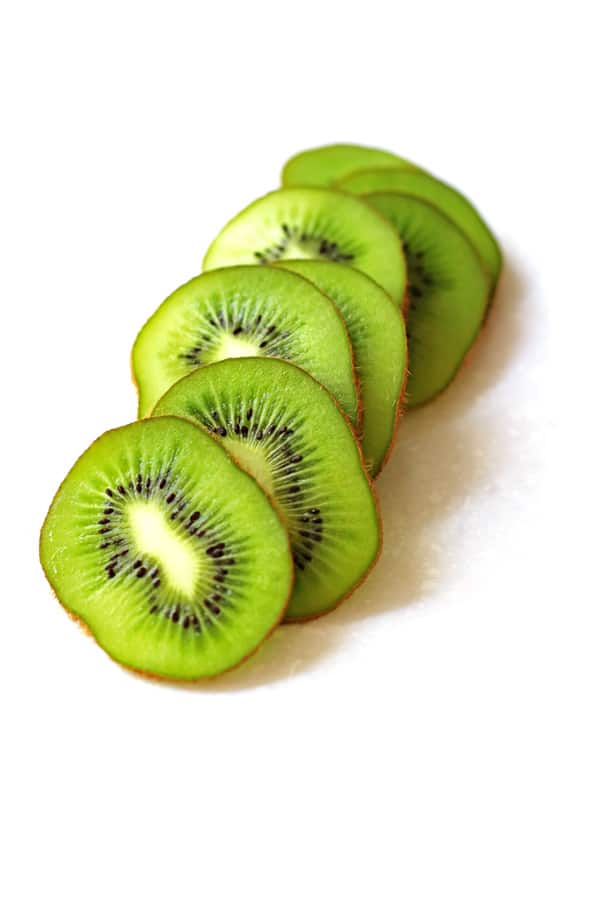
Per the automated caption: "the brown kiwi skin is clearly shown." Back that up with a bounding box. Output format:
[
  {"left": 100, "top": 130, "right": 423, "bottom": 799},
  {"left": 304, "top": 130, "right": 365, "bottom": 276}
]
[
  {"left": 401, "top": 289, "right": 410, "bottom": 318},
  {"left": 39, "top": 417, "right": 295, "bottom": 683}
]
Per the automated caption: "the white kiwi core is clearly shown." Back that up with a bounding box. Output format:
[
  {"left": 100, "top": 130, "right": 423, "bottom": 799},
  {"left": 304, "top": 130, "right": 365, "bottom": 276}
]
[{"left": 127, "top": 501, "right": 203, "bottom": 598}]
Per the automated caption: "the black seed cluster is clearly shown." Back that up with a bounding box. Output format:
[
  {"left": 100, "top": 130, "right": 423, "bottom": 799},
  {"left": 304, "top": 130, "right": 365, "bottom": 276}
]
[
  {"left": 293, "top": 508, "right": 323, "bottom": 571},
  {"left": 96, "top": 478, "right": 237, "bottom": 632},
  {"left": 404, "top": 242, "right": 434, "bottom": 307},
  {"left": 198, "top": 406, "right": 325, "bottom": 574},
  {"left": 178, "top": 309, "right": 293, "bottom": 369},
  {"left": 403, "top": 241, "right": 435, "bottom": 341},
  {"left": 205, "top": 406, "right": 296, "bottom": 448},
  {"left": 254, "top": 223, "right": 354, "bottom": 264}
]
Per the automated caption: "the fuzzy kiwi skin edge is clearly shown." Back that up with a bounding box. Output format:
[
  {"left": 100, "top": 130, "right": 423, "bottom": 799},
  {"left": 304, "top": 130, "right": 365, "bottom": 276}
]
[
  {"left": 375, "top": 325, "right": 409, "bottom": 476},
  {"left": 358, "top": 276, "right": 408, "bottom": 477},
  {"left": 39, "top": 417, "right": 295, "bottom": 682}
]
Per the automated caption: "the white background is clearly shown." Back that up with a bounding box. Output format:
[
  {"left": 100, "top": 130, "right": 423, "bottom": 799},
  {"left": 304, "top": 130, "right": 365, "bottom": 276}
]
[{"left": 1, "top": 2, "right": 598, "bottom": 897}]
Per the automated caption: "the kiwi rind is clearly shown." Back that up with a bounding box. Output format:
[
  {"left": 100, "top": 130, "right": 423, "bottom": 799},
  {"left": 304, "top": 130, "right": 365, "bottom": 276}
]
[
  {"left": 132, "top": 265, "right": 360, "bottom": 427},
  {"left": 366, "top": 192, "right": 490, "bottom": 406},
  {"left": 273, "top": 259, "right": 407, "bottom": 477},
  {"left": 202, "top": 187, "right": 407, "bottom": 306},
  {"left": 337, "top": 167, "right": 502, "bottom": 288},
  {"left": 153, "top": 357, "right": 382, "bottom": 621},
  {"left": 40, "top": 416, "right": 294, "bottom": 680},
  {"left": 281, "top": 143, "right": 421, "bottom": 187}
]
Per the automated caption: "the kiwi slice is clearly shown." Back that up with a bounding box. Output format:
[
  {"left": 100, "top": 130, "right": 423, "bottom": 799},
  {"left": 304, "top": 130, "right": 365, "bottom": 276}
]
[
  {"left": 281, "top": 143, "right": 420, "bottom": 187},
  {"left": 338, "top": 168, "right": 502, "bottom": 288},
  {"left": 273, "top": 260, "right": 407, "bottom": 477},
  {"left": 40, "top": 417, "right": 293, "bottom": 679},
  {"left": 202, "top": 188, "right": 407, "bottom": 305},
  {"left": 366, "top": 193, "right": 490, "bottom": 406},
  {"left": 132, "top": 265, "right": 359, "bottom": 425},
  {"left": 153, "top": 358, "right": 381, "bottom": 621}
]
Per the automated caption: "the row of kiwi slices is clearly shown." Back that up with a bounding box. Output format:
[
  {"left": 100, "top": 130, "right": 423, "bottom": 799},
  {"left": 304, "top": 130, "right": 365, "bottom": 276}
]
[{"left": 40, "top": 142, "right": 501, "bottom": 681}]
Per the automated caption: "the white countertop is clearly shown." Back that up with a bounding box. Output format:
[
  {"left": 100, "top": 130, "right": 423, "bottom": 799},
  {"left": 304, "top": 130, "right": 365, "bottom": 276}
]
[{"left": 1, "top": 2, "right": 597, "bottom": 897}]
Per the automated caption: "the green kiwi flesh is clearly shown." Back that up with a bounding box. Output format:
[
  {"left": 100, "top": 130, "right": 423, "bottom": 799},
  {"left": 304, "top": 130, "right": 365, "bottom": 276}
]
[
  {"left": 338, "top": 167, "right": 502, "bottom": 288},
  {"left": 132, "top": 265, "right": 359, "bottom": 425},
  {"left": 273, "top": 260, "right": 407, "bottom": 477},
  {"left": 281, "top": 143, "right": 420, "bottom": 187},
  {"left": 366, "top": 193, "right": 490, "bottom": 406},
  {"left": 202, "top": 188, "right": 407, "bottom": 305},
  {"left": 40, "top": 417, "right": 293, "bottom": 679},
  {"left": 153, "top": 358, "right": 381, "bottom": 621}
]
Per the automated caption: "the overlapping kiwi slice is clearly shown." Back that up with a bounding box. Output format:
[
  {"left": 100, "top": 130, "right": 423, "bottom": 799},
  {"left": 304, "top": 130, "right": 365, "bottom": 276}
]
[
  {"left": 338, "top": 168, "right": 502, "bottom": 288},
  {"left": 281, "top": 143, "right": 420, "bottom": 187},
  {"left": 40, "top": 417, "right": 293, "bottom": 679},
  {"left": 132, "top": 265, "right": 359, "bottom": 425},
  {"left": 202, "top": 188, "right": 407, "bottom": 305},
  {"left": 366, "top": 193, "right": 490, "bottom": 406},
  {"left": 153, "top": 358, "right": 381, "bottom": 621},
  {"left": 41, "top": 141, "right": 504, "bottom": 680},
  {"left": 273, "top": 260, "right": 407, "bottom": 477}
]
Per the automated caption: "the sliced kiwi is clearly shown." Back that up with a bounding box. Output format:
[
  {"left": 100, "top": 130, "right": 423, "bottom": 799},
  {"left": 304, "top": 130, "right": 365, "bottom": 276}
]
[
  {"left": 153, "top": 358, "right": 381, "bottom": 621},
  {"left": 40, "top": 417, "right": 293, "bottom": 679},
  {"left": 202, "top": 188, "right": 407, "bottom": 305},
  {"left": 281, "top": 143, "right": 420, "bottom": 187},
  {"left": 273, "top": 260, "right": 407, "bottom": 477},
  {"left": 132, "top": 265, "right": 359, "bottom": 425},
  {"left": 366, "top": 193, "right": 490, "bottom": 406},
  {"left": 338, "top": 167, "right": 502, "bottom": 288}
]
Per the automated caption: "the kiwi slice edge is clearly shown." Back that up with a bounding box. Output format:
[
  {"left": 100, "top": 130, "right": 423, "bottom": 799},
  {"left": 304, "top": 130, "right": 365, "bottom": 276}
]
[
  {"left": 338, "top": 166, "right": 502, "bottom": 289},
  {"left": 202, "top": 187, "right": 407, "bottom": 306},
  {"left": 132, "top": 264, "right": 360, "bottom": 429},
  {"left": 281, "top": 143, "right": 421, "bottom": 187},
  {"left": 153, "top": 357, "right": 382, "bottom": 622},
  {"left": 40, "top": 416, "right": 294, "bottom": 680}
]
